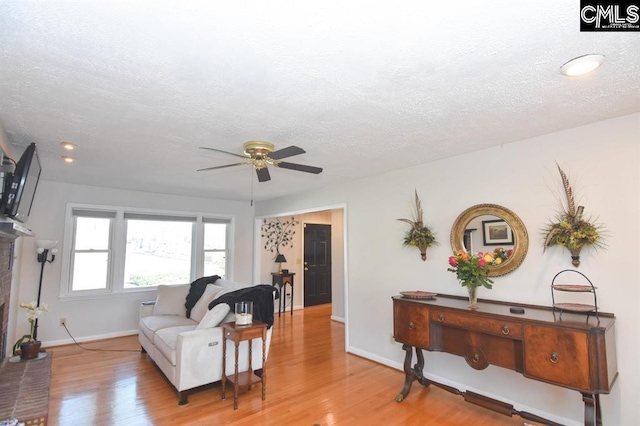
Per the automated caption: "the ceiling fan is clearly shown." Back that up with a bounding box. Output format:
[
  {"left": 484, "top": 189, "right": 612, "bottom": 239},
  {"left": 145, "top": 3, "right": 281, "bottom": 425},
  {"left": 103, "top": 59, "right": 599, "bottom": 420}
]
[{"left": 197, "top": 141, "right": 323, "bottom": 182}]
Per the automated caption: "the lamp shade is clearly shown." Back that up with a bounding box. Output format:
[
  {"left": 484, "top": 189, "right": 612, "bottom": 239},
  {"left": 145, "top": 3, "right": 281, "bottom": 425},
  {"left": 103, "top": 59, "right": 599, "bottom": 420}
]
[
  {"left": 275, "top": 254, "right": 287, "bottom": 263},
  {"left": 36, "top": 240, "right": 58, "bottom": 250}
]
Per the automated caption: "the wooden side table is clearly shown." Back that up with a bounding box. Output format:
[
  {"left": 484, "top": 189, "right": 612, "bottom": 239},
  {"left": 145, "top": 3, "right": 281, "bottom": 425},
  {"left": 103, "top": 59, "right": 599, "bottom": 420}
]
[
  {"left": 221, "top": 321, "right": 267, "bottom": 410},
  {"left": 271, "top": 272, "right": 295, "bottom": 316}
]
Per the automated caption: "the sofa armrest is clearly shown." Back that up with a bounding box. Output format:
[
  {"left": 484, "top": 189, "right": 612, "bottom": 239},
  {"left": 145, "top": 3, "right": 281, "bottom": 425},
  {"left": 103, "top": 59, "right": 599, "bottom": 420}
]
[
  {"left": 173, "top": 325, "right": 273, "bottom": 393},
  {"left": 140, "top": 301, "right": 156, "bottom": 318},
  {"left": 174, "top": 327, "right": 225, "bottom": 391}
]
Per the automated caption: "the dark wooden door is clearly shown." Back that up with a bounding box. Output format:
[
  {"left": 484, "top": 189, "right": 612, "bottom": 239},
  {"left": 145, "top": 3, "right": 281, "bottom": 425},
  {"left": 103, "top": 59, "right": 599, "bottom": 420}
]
[{"left": 303, "top": 224, "right": 332, "bottom": 306}]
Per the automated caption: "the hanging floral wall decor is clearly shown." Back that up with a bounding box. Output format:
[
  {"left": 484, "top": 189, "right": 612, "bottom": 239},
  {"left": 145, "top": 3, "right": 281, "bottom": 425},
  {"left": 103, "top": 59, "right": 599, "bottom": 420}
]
[
  {"left": 542, "top": 164, "right": 605, "bottom": 266},
  {"left": 397, "top": 190, "right": 438, "bottom": 261}
]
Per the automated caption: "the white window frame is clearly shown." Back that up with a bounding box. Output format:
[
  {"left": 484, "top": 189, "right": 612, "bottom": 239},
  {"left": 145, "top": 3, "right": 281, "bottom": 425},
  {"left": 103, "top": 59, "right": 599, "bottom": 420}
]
[
  {"left": 60, "top": 203, "right": 233, "bottom": 299},
  {"left": 202, "top": 217, "right": 231, "bottom": 278},
  {"left": 62, "top": 208, "right": 116, "bottom": 297}
]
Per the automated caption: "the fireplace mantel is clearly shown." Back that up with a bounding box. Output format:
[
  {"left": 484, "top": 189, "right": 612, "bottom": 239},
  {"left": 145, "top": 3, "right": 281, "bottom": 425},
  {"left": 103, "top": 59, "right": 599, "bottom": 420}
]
[{"left": 0, "top": 219, "right": 33, "bottom": 240}]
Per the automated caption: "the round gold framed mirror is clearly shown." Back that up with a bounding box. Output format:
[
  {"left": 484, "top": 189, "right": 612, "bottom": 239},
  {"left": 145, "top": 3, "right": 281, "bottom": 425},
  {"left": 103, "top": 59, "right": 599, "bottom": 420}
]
[{"left": 450, "top": 204, "right": 528, "bottom": 277}]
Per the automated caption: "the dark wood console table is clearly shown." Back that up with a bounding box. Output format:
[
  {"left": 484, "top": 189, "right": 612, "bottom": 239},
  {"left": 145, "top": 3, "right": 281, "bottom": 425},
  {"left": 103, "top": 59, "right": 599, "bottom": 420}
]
[
  {"left": 393, "top": 294, "right": 617, "bottom": 426},
  {"left": 271, "top": 272, "right": 294, "bottom": 316}
]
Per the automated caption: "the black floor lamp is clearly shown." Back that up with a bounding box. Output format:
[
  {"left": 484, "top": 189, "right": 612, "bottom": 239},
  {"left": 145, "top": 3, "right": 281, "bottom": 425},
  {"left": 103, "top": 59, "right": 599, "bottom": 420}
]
[{"left": 34, "top": 239, "right": 57, "bottom": 341}]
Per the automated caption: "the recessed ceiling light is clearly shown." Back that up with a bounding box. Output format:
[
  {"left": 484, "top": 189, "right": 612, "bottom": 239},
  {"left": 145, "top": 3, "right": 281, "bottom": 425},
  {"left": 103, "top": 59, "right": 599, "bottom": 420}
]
[
  {"left": 62, "top": 156, "right": 75, "bottom": 163},
  {"left": 61, "top": 142, "right": 76, "bottom": 150},
  {"left": 560, "top": 54, "right": 605, "bottom": 77}
]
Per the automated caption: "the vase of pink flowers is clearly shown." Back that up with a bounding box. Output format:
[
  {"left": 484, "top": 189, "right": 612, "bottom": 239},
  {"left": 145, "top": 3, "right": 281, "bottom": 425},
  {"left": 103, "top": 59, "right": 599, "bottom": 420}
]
[{"left": 447, "top": 250, "right": 494, "bottom": 308}]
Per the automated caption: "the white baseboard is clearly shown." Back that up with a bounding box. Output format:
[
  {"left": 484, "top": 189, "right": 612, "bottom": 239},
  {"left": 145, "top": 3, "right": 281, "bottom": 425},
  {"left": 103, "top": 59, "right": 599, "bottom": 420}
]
[
  {"left": 330, "top": 315, "right": 345, "bottom": 323},
  {"left": 43, "top": 329, "right": 139, "bottom": 348},
  {"left": 345, "top": 345, "right": 578, "bottom": 426}
]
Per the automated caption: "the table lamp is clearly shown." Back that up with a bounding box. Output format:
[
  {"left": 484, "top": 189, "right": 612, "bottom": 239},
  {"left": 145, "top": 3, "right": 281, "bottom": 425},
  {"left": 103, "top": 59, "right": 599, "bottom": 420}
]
[{"left": 275, "top": 253, "right": 286, "bottom": 274}]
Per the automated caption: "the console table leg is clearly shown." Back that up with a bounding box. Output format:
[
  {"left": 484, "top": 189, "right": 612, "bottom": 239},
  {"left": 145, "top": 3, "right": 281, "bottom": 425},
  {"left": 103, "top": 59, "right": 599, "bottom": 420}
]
[
  {"left": 233, "top": 342, "right": 239, "bottom": 410},
  {"left": 582, "top": 393, "right": 602, "bottom": 426},
  {"left": 221, "top": 335, "right": 227, "bottom": 400},
  {"left": 413, "top": 346, "right": 430, "bottom": 386},
  {"left": 396, "top": 344, "right": 430, "bottom": 402}
]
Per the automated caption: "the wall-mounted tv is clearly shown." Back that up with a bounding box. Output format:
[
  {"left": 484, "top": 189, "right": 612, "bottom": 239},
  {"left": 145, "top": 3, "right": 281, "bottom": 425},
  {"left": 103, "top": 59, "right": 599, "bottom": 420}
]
[{"left": 0, "top": 143, "right": 41, "bottom": 223}]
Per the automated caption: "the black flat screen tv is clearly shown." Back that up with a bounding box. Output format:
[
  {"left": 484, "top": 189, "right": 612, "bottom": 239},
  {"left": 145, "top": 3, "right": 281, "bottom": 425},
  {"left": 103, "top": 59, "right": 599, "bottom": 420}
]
[{"left": 1, "top": 142, "right": 41, "bottom": 223}]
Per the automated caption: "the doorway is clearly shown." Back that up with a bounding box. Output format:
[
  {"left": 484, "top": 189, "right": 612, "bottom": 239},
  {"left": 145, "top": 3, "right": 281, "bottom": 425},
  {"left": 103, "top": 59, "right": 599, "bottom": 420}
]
[{"left": 303, "top": 223, "right": 332, "bottom": 307}]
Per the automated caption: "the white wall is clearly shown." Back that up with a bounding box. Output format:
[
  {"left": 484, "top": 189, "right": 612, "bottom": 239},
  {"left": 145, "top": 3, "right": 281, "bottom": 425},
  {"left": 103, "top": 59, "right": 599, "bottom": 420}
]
[
  {"left": 255, "top": 113, "right": 640, "bottom": 426},
  {"left": 11, "top": 181, "right": 254, "bottom": 346}
]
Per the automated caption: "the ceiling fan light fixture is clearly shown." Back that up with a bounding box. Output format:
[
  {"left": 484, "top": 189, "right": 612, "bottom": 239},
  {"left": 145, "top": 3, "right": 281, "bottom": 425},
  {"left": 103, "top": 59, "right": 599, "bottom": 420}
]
[
  {"left": 198, "top": 141, "right": 321, "bottom": 183},
  {"left": 243, "top": 141, "right": 274, "bottom": 157},
  {"left": 560, "top": 54, "right": 605, "bottom": 77}
]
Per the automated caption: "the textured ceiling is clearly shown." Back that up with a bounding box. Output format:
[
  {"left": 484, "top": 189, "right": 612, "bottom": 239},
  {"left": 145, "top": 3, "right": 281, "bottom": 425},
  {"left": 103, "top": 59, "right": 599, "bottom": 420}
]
[{"left": 0, "top": 1, "right": 638, "bottom": 202}]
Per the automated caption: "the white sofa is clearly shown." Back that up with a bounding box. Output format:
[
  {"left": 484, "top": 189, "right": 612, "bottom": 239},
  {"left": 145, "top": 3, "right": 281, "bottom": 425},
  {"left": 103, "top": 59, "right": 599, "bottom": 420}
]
[{"left": 139, "top": 278, "right": 274, "bottom": 405}]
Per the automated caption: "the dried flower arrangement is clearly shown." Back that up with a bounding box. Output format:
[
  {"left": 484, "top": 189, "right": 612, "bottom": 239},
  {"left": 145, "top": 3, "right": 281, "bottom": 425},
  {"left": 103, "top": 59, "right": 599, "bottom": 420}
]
[
  {"left": 397, "top": 190, "right": 438, "bottom": 261},
  {"left": 542, "top": 164, "right": 605, "bottom": 266}
]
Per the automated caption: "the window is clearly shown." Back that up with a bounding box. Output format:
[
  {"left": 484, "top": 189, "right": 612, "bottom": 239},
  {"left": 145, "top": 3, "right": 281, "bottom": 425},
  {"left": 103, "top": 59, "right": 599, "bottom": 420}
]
[
  {"left": 69, "top": 209, "right": 115, "bottom": 292},
  {"left": 62, "top": 205, "right": 232, "bottom": 297},
  {"left": 203, "top": 219, "right": 228, "bottom": 277},
  {"left": 124, "top": 213, "right": 196, "bottom": 288}
]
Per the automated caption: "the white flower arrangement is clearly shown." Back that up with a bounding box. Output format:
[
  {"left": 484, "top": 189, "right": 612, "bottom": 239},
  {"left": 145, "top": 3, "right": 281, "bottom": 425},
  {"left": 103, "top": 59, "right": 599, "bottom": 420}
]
[{"left": 12, "top": 301, "right": 48, "bottom": 355}]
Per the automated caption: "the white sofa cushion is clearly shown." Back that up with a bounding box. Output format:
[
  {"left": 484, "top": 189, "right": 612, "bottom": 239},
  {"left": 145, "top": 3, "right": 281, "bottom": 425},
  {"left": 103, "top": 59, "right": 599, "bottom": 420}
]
[
  {"left": 139, "top": 315, "right": 197, "bottom": 343},
  {"left": 154, "top": 325, "right": 198, "bottom": 366},
  {"left": 196, "top": 303, "right": 231, "bottom": 330},
  {"left": 154, "top": 284, "right": 189, "bottom": 316},
  {"left": 190, "top": 284, "right": 224, "bottom": 322},
  {"left": 216, "top": 279, "right": 246, "bottom": 291}
]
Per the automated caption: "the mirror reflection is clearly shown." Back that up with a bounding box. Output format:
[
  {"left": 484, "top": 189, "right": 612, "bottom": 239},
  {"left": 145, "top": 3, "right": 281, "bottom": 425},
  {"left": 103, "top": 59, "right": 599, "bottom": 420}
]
[{"left": 451, "top": 204, "right": 528, "bottom": 277}]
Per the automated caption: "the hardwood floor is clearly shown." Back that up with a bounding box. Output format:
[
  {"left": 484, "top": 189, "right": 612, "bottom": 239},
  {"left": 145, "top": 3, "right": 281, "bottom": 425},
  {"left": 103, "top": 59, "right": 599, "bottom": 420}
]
[{"left": 48, "top": 304, "right": 538, "bottom": 425}]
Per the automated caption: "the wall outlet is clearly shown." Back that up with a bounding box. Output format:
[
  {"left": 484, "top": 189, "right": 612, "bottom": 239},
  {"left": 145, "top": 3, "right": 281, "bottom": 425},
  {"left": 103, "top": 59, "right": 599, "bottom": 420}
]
[
  {"left": 286, "top": 293, "right": 291, "bottom": 298},
  {"left": 59, "top": 317, "right": 66, "bottom": 326}
]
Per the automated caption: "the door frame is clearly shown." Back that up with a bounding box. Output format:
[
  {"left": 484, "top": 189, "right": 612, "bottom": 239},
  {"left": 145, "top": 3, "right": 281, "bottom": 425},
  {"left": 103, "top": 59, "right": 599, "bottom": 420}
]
[{"left": 253, "top": 203, "right": 349, "bottom": 347}]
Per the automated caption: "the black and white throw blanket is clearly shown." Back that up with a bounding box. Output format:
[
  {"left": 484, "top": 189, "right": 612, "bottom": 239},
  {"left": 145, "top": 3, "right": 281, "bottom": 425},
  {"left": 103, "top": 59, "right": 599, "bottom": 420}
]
[
  {"left": 208, "top": 284, "right": 279, "bottom": 329},
  {"left": 184, "top": 275, "right": 220, "bottom": 318}
]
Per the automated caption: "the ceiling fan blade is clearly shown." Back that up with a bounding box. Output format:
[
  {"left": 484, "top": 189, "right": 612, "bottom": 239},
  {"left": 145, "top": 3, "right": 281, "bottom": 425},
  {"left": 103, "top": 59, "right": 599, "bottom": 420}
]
[
  {"left": 276, "top": 162, "right": 323, "bottom": 174},
  {"left": 197, "top": 162, "right": 246, "bottom": 172},
  {"left": 269, "top": 145, "right": 306, "bottom": 160},
  {"left": 256, "top": 167, "right": 271, "bottom": 182},
  {"left": 199, "top": 146, "right": 247, "bottom": 159}
]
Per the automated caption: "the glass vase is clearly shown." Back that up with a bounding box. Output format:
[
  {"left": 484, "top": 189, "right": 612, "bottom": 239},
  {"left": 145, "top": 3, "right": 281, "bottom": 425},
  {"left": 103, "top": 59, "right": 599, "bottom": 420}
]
[
  {"left": 467, "top": 286, "right": 479, "bottom": 309},
  {"left": 235, "top": 301, "right": 253, "bottom": 326}
]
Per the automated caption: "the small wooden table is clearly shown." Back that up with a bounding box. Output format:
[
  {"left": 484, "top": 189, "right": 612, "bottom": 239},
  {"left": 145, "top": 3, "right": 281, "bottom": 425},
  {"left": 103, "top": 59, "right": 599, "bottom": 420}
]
[
  {"left": 221, "top": 321, "right": 267, "bottom": 410},
  {"left": 271, "top": 272, "right": 295, "bottom": 316}
]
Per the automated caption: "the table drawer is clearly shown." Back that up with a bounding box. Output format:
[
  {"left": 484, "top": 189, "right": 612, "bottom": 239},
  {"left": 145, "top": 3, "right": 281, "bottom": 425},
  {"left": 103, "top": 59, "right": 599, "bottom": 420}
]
[
  {"left": 393, "top": 300, "right": 429, "bottom": 348},
  {"left": 430, "top": 309, "right": 522, "bottom": 339},
  {"left": 524, "top": 325, "right": 590, "bottom": 390}
]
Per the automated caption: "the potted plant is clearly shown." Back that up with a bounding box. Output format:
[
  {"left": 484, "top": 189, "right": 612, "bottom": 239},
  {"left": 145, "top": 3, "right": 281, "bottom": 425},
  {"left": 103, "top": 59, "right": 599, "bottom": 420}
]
[
  {"left": 543, "top": 164, "right": 604, "bottom": 266},
  {"left": 12, "top": 301, "right": 48, "bottom": 359},
  {"left": 447, "top": 250, "right": 494, "bottom": 308},
  {"left": 397, "top": 190, "right": 438, "bottom": 261}
]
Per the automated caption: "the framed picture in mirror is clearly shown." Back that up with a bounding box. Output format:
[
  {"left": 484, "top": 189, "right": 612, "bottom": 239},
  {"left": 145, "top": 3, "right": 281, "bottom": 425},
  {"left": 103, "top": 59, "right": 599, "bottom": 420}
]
[{"left": 482, "top": 219, "right": 513, "bottom": 245}]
